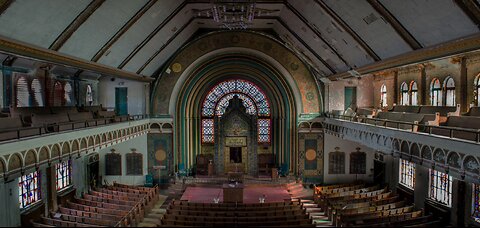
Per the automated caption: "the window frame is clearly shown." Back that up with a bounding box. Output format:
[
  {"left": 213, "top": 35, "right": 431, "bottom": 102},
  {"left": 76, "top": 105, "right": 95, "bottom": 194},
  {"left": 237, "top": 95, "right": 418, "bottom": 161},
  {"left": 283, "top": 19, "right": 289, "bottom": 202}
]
[
  {"left": 431, "top": 78, "right": 442, "bottom": 106},
  {"left": 400, "top": 82, "right": 409, "bottom": 105},
  {"left": 444, "top": 77, "right": 455, "bottom": 107},
  {"left": 410, "top": 81, "right": 418, "bottom": 106},
  {"left": 380, "top": 84, "right": 387, "bottom": 107}
]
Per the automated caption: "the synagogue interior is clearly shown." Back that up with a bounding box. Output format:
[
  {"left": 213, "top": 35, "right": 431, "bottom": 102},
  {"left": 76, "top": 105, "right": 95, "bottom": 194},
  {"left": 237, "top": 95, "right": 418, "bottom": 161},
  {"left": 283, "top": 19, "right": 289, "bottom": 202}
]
[{"left": 1, "top": 0, "right": 480, "bottom": 227}]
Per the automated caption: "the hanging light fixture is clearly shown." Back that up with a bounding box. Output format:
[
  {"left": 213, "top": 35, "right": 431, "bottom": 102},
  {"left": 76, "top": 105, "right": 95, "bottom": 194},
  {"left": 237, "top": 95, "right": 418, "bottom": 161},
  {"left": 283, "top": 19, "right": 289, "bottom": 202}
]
[{"left": 194, "top": 0, "right": 279, "bottom": 30}]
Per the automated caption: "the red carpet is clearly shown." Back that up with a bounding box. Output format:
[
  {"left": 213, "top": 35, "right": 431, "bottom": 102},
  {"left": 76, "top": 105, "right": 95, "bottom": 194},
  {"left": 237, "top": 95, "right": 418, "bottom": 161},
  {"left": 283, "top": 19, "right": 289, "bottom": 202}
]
[{"left": 180, "top": 185, "right": 291, "bottom": 203}]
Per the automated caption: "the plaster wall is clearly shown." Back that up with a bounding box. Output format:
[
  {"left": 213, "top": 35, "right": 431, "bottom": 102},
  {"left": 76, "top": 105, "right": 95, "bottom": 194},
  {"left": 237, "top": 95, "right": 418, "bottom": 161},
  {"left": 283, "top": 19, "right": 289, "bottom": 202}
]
[
  {"left": 98, "top": 77, "right": 148, "bottom": 115},
  {"left": 327, "top": 75, "right": 374, "bottom": 111},
  {"left": 323, "top": 134, "right": 374, "bottom": 184},
  {"left": 98, "top": 135, "right": 148, "bottom": 186}
]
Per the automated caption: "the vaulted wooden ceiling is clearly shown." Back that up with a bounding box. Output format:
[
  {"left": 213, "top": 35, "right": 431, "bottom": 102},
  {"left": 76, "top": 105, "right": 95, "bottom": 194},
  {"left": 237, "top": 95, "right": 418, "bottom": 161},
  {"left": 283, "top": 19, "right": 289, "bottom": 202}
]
[{"left": 0, "top": 0, "right": 479, "bottom": 81}]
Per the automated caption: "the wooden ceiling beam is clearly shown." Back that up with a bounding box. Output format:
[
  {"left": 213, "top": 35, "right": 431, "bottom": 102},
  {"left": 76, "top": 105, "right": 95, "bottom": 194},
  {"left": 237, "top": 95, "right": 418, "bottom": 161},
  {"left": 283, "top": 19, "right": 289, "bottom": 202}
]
[
  {"left": 0, "top": 34, "right": 153, "bottom": 82},
  {"left": 0, "top": 0, "right": 13, "bottom": 16},
  {"left": 367, "top": 0, "right": 422, "bottom": 50},
  {"left": 49, "top": 0, "right": 106, "bottom": 51},
  {"left": 454, "top": 0, "right": 480, "bottom": 29}
]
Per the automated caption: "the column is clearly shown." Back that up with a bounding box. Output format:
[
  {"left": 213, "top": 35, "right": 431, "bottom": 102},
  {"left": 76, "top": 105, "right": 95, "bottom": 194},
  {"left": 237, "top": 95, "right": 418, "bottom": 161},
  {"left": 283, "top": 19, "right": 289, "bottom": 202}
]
[
  {"left": 460, "top": 57, "right": 468, "bottom": 112},
  {"left": 413, "top": 165, "right": 430, "bottom": 210},
  {"left": 420, "top": 65, "right": 427, "bottom": 105}
]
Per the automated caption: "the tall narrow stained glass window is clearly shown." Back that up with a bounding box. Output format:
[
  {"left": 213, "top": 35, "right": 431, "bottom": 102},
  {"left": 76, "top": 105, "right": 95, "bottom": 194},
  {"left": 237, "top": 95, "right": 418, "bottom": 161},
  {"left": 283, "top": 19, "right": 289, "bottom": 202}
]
[
  {"left": 18, "top": 170, "right": 41, "bottom": 209},
  {"left": 56, "top": 160, "right": 72, "bottom": 191},
  {"left": 64, "top": 82, "right": 73, "bottom": 106},
  {"left": 86, "top": 85, "right": 93, "bottom": 106},
  {"left": 399, "top": 159, "right": 415, "bottom": 189},
  {"left": 258, "top": 119, "right": 270, "bottom": 143},
  {"left": 400, "top": 82, "right": 409, "bottom": 105},
  {"left": 431, "top": 78, "right": 442, "bottom": 106},
  {"left": 472, "top": 184, "right": 480, "bottom": 221},
  {"left": 16, "top": 76, "right": 30, "bottom": 107},
  {"left": 444, "top": 77, "right": 455, "bottom": 107},
  {"left": 202, "top": 119, "right": 214, "bottom": 143},
  {"left": 380, "top": 84, "right": 387, "bottom": 107},
  {"left": 429, "top": 169, "right": 453, "bottom": 206},
  {"left": 475, "top": 75, "right": 480, "bottom": 106},
  {"left": 410, "top": 81, "right": 418, "bottom": 106}
]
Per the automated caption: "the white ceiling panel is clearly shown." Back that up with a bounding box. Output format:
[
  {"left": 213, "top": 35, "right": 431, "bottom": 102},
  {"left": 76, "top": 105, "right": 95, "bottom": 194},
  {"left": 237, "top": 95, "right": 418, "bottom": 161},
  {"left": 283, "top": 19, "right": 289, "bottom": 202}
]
[
  {"left": 273, "top": 23, "right": 333, "bottom": 76},
  {"left": 324, "top": 0, "right": 412, "bottom": 59},
  {"left": 97, "top": 0, "right": 184, "bottom": 67},
  {"left": 0, "top": 0, "right": 91, "bottom": 48},
  {"left": 288, "top": 0, "right": 374, "bottom": 68},
  {"left": 122, "top": 4, "right": 195, "bottom": 73},
  {"left": 58, "top": 0, "right": 148, "bottom": 60},
  {"left": 280, "top": 8, "right": 348, "bottom": 72},
  {"left": 141, "top": 22, "right": 198, "bottom": 76},
  {"left": 379, "top": 0, "right": 479, "bottom": 47}
]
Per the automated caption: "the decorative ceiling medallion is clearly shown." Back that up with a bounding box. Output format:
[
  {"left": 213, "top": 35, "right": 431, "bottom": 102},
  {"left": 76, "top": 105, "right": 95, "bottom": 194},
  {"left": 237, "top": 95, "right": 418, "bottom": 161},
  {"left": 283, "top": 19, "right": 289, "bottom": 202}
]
[
  {"left": 172, "top": 63, "right": 182, "bottom": 73},
  {"left": 155, "top": 149, "right": 167, "bottom": 161},
  {"left": 290, "top": 62, "right": 299, "bottom": 71},
  {"left": 306, "top": 149, "right": 316, "bottom": 161}
]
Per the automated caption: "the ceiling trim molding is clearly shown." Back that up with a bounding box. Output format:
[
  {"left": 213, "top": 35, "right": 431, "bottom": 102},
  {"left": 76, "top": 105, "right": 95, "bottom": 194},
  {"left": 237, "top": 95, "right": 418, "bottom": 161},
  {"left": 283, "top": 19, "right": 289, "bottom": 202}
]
[
  {"left": 285, "top": 2, "right": 351, "bottom": 68},
  {"left": 454, "top": 0, "right": 480, "bottom": 28},
  {"left": 136, "top": 17, "right": 195, "bottom": 74},
  {"left": 314, "top": 0, "right": 381, "bottom": 61},
  {"left": 0, "top": 34, "right": 153, "bottom": 82},
  {"left": 118, "top": 0, "right": 187, "bottom": 69},
  {"left": 91, "top": 0, "right": 156, "bottom": 62},
  {"left": 328, "top": 33, "right": 480, "bottom": 81},
  {"left": 49, "top": 0, "right": 106, "bottom": 51},
  {"left": 0, "top": 0, "right": 13, "bottom": 16},
  {"left": 366, "top": 0, "right": 422, "bottom": 50}
]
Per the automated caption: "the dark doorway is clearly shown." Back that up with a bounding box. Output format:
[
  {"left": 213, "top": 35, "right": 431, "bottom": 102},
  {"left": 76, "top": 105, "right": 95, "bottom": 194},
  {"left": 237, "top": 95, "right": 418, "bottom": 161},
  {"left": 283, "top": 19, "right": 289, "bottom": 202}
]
[
  {"left": 115, "top": 87, "right": 128, "bottom": 116},
  {"left": 230, "top": 147, "right": 242, "bottom": 163},
  {"left": 87, "top": 161, "right": 100, "bottom": 189},
  {"left": 373, "top": 160, "right": 385, "bottom": 186}
]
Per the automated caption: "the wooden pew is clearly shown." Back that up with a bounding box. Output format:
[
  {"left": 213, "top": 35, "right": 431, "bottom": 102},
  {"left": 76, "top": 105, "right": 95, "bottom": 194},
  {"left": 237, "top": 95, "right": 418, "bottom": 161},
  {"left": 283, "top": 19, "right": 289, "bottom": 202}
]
[{"left": 50, "top": 212, "right": 117, "bottom": 226}]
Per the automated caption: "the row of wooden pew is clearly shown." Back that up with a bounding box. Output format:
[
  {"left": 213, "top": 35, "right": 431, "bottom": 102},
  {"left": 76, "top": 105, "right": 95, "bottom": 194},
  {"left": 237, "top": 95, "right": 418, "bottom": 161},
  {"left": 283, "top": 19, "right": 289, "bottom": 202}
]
[
  {"left": 314, "top": 183, "right": 439, "bottom": 227},
  {"left": 160, "top": 199, "right": 315, "bottom": 227},
  {"left": 31, "top": 183, "right": 159, "bottom": 227}
]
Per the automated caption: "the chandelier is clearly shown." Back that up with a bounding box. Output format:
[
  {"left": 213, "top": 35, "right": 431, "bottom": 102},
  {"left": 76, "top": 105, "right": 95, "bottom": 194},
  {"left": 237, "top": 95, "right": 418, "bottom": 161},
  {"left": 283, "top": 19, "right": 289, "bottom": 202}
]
[{"left": 194, "top": 0, "right": 276, "bottom": 30}]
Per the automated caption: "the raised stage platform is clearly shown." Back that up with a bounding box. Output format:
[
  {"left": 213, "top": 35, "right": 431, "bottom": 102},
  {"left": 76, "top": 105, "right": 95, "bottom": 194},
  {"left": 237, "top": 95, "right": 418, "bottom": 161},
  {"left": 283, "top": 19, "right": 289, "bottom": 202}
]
[{"left": 180, "top": 185, "right": 291, "bottom": 204}]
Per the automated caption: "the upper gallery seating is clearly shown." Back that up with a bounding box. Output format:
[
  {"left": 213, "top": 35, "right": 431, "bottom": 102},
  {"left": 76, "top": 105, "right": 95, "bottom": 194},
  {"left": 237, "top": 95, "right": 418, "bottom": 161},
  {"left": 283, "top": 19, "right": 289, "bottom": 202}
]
[
  {"left": 331, "top": 104, "right": 480, "bottom": 142},
  {"left": 160, "top": 200, "right": 314, "bottom": 227},
  {"left": 314, "top": 183, "right": 439, "bottom": 227},
  {"left": 0, "top": 105, "right": 130, "bottom": 142},
  {"left": 31, "top": 183, "right": 159, "bottom": 227}
]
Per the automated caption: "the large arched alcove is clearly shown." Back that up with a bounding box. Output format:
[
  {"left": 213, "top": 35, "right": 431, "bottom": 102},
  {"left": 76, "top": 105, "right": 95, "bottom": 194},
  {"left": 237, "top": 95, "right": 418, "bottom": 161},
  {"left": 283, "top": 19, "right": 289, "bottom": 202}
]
[{"left": 152, "top": 31, "right": 323, "bottom": 176}]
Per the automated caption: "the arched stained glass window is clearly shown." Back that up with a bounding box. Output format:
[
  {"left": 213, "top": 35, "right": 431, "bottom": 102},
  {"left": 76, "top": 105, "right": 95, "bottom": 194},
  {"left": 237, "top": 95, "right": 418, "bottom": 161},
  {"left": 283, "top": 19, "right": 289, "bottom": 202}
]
[
  {"left": 31, "top": 79, "right": 44, "bottom": 107},
  {"left": 18, "top": 170, "right": 41, "bottom": 209},
  {"left": 56, "top": 160, "right": 72, "bottom": 191},
  {"left": 410, "top": 81, "right": 418, "bottom": 106},
  {"left": 16, "top": 76, "right": 30, "bottom": 107},
  {"left": 380, "top": 84, "right": 387, "bottom": 107},
  {"left": 215, "top": 93, "right": 257, "bottom": 116},
  {"left": 64, "top": 82, "right": 73, "bottom": 106},
  {"left": 429, "top": 169, "right": 452, "bottom": 207},
  {"left": 86, "top": 85, "right": 93, "bottom": 106},
  {"left": 201, "top": 79, "right": 271, "bottom": 145},
  {"left": 400, "top": 82, "right": 409, "bottom": 105},
  {"left": 202, "top": 79, "right": 270, "bottom": 117},
  {"left": 53, "top": 81, "right": 63, "bottom": 106},
  {"left": 431, "top": 78, "right": 442, "bottom": 106},
  {"left": 475, "top": 75, "right": 480, "bottom": 106},
  {"left": 444, "top": 77, "right": 455, "bottom": 107}
]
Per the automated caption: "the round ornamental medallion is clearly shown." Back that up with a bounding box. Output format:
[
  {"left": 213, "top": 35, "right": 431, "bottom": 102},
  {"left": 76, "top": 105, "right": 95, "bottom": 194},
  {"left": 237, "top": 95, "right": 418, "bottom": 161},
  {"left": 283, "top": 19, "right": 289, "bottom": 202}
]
[
  {"left": 306, "top": 149, "right": 316, "bottom": 161},
  {"left": 290, "top": 62, "right": 299, "bottom": 71},
  {"left": 155, "top": 149, "right": 167, "bottom": 161},
  {"left": 172, "top": 63, "right": 182, "bottom": 73}
]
